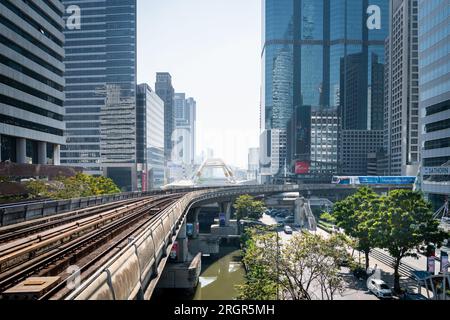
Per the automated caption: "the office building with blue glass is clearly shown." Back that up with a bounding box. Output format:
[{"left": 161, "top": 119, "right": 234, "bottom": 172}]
[
  {"left": 61, "top": 0, "right": 138, "bottom": 191},
  {"left": 260, "top": 0, "right": 389, "bottom": 181},
  {"left": 137, "top": 84, "right": 165, "bottom": 190},
  {"left": 419, "top": 0, "right": 450, "bottom": 208}
]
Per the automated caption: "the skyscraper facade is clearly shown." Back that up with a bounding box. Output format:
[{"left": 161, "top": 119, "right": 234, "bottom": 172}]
[
  {"left": 173, "top": 94, "right": 196, "bottom": 165},
  {"left": 171, "top": 93, "right": 196, "bottom": 181},
  {"left": 261, "top": 0, "right": 389, "bottom": 182},
  {"left": 248, "top": 147, "right": 260, "bottom": 181},
  {"left": 384, "top": 0, "right": 420, "bottom": 176},
  {"left": 418, "top": 0, "right": 450, "bottom": 208},
  {"left": 137, "top": 84, "right": 165, "bottom": 190},
  {"left": 62, "top": 0, "right": 138, "bottom": 191},
  {"left": 155, "top": 72, "right": 175, "bottom": 161},
  {"left": 0, "top": 0, "right": 65, "bottom": 166}
]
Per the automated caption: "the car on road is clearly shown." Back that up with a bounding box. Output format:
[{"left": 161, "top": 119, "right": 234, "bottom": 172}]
[
  {"left": 367, "top": 279, "right": 393, "bottom": 299},
  {"left": 283, "top": 216, "right": 295, "bottom": 225},
  {"left": 284, "top": 225, "right": 293, "bottom": 234},
  {"left": 401, "top": 293, "right": 428, "bottom": 300}
]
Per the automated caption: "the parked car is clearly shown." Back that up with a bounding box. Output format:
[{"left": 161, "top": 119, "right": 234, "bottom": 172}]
[
  {"left": 367, "top": 279, "right": 393, "bottom": 299},
  {"left": 284, "top": 225, "right": 293, "bottom": 234},
  {"left": 284, "top": 217, "right": 295, "bottom": 224}
]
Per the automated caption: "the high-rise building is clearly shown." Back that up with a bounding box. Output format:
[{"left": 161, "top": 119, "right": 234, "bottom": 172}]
[
  {"left": 170, "top": 93, "right": 196, "bottom": 181},
  {"left": 310, "top": 110, "right": 338, "bottom": 180},
  {"left": 261, "top": 0, "right": 389, "bottom": 181},
  {"left": 418, "top": 0, "right": 450, "bottom": 208},
  {"left": 0, "top": 0, "right": 65, "bottom": 166},
  {"left": 61, "top": 0, "right": 138, "bottom": 191},
  {"left": 384, "top": 0, "right": 420, "bottom": 176},
  {"left": 339, "top": 130, "right": 384, "bottom": 176},
  {"left": 173, "top": 93, "right": 196, "bottom": 165},
  {"left": 137, "top": 84, "right": 165, "bottom": 190},
  {"left": 248, "top": 148, "right": 260, "bottom": 181},
  {"left": 155, "top": 72, "right": 175, "bottom": 161}
]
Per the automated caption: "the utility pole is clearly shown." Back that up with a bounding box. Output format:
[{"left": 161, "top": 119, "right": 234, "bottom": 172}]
[{"left": 276, "top": 227, "right": 280, "bottom": 300}]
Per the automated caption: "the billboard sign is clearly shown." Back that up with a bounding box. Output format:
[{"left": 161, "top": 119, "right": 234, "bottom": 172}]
[
  {"left": 295, "top": 161, "right": 310, "bottom": 175},
  {"left": 423, "top": 167, "right": 450, "bottom": 176}
]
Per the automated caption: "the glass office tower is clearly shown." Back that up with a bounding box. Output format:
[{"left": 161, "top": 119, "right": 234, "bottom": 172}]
[
  {"left": 261, "top": 0, "right": 388, "bottom": 181},
  {"left": 62, "top": 0, "right": 138, "bottom": 191},
  {"left": 419, "top": 0, "right": 450, "bottom": 209},
  {"left": 137, "top": 84, "right": 165, "bottom": 190}
]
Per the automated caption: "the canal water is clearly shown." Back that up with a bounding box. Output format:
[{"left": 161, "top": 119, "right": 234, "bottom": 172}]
[
  {"left": 152, "top": 246, "right": 245, "bottom": 300},
  {"left": 193, "top": 247, "right": 245, "bottom": 300}
]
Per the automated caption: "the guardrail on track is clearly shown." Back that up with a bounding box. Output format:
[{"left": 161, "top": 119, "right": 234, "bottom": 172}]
[
  {"left": 0, "top": 187, "right": 224, "bottom": 227},
  {"left": 0, "top": 183, "right": 411, "bottom": 228},
  {"left": 65, "top": 185, "right": 302, "bottom": 300}
]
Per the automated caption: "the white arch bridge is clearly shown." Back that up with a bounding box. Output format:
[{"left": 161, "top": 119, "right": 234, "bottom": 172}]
[{"left": 163, "top": 158, "right": 253, "bottom": 188}]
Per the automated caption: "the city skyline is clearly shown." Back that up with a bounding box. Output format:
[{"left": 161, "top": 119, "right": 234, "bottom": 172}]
[{"left": 0, "top": 0, "right": 449, "bottom": 304}]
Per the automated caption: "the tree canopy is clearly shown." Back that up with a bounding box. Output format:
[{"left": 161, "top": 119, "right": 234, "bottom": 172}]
[
  {"left": 332, "top": 187, "right": 381, "bottom": 269},
  {"left": 333, "top": 187, "right": 448, "bottom": 293},
  {"left": 26, "top": 173, "right": 120, "bottom": 200},
  {"left": 233, "top": 195, "right": 266, "bottom": 222},
  {"left": 237, "top": 227, "right": 349, "bottom": 300},
  {"left": 374, "top": 190, "right": 447, "bottom": 292}
]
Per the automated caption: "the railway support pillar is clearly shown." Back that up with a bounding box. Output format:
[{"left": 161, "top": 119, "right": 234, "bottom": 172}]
[
  {"left": 177, "top": 220, "right": 189, "bottom": 263},
  {"left": 192, "top": 207, "right": 201, "bottom": 239},
  {"left": 219, "top": 202, "right": 232, "bottom": 227}
]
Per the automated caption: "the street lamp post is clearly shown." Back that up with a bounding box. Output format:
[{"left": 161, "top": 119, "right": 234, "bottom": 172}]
[
  {"left": 276, "top": 227, "right": 280, "bottom": 300},
  {"left": 443, "top": 262, "right": 449, "bottom": 301}
]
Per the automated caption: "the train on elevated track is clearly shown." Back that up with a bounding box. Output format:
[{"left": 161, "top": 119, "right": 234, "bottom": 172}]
[{"left": 331, "top": 176, "right": 416, "bottom": 185}]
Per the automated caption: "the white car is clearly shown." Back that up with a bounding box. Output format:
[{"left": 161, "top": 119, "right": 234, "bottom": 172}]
[
  {"left": 284, "top": 225, "right": 293, "bottom": 234},
  {"left": 367, "top": 279, "right": 393, "bottom": 299}
]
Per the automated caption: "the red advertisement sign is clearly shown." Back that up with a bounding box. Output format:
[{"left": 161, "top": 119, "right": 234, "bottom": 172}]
[{"left": 295, "top": 161, "right": 310, "bottom": 175}]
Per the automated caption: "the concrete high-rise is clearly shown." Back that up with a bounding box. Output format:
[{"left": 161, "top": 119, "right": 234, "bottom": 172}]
[
  {"left": 170, "top": 93, "right": 196, "bottom": 182},
  {"left": 61, "top": 0, "right": 138, "bottom": 191},
  {"left": 247, "top": 148, "right": 260, "bottom": 181},
  {"left": 173, "top": 94, "right": 196, "bottom": 166},
  {"left": 137, "top": 84, "right": 165, "bottom": 190},
  {"left": 260, "top": 0, "right": 389, "bottom": 182},
  {"left": 384, "top": 0, "right": 420, "bottom": 176},
  {"left": 418, "top": 0, "right": 450, "bottom": 208},
  {"left": 0, "top": 0, "right": 65, "bottom": 166},
  {"left": 155, "top": 72, "right": 175, "bottom": 161}
]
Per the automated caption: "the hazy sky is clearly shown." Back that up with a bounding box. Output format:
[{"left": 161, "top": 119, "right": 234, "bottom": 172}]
[{"left": 137, "top": 0, "right": 261, "bottom": 169}]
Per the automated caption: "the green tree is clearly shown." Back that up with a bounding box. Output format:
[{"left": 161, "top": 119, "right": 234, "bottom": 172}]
[
  {"left": 234, "top": 195, "right": 266, "bottom": 223},
  {"left": 332, "top": 187, "right": 381, "bottom": 270},
  {"left": 375, "top": 190, "right": 447, "bottom": 293},
  {"left": 237, "top": 227, "right": 278, "bottom": 300},
  {"left": 25, "top": 174, "right": 120, "bottom": 200},
  {"left": 237, "top": 228, "right": 348, "bottom": 300},
  {"left": 25, "top": 180, "right": 51, "bottom": 199},
  {"left": 320, "top": 212, "right": 336, "bottom": 224}
]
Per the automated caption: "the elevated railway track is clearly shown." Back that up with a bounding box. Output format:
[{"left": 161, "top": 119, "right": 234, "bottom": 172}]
[
  {"left": 0, "top": 184, "right": 412, "bottom": 300},
  {"left": 0, "top": 193, "right": 184, "bottom": 300}
]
